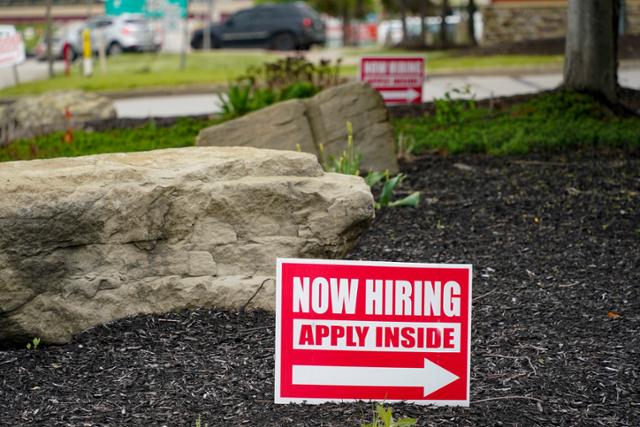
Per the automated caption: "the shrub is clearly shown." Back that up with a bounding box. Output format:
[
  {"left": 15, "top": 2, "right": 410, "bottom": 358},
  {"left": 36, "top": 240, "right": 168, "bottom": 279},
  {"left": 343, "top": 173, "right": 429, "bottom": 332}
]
[
  {"left": 219, "top": 56, "right": 342, "bottom": 119},
  {"left": 321, "top": 122, "right": 420, "bottom": 210},
  {"left": 395, "top": 89, "right": 640, "bottom": 155}
]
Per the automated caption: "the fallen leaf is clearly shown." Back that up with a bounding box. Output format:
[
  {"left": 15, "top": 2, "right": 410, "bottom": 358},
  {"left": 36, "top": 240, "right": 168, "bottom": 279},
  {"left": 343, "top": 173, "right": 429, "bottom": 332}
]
[{"left": 607, "top": 311, "right": 621, "bottom": 319}]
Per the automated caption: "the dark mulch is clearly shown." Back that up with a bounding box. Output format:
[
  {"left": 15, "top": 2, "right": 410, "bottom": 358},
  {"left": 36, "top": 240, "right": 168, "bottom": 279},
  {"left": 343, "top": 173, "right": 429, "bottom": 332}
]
[{"left": 1, "top": 153, "right": 639, "bottom": 426}]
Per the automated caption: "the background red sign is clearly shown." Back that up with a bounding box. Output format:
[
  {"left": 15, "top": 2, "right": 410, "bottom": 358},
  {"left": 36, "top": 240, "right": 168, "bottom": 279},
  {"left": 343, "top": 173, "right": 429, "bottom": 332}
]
[
  {"left": 275, "top": 259, "right": 472, "bottom": 406},
  {"left": 360, "top": 56, "right": 425, "bottom": 105}
]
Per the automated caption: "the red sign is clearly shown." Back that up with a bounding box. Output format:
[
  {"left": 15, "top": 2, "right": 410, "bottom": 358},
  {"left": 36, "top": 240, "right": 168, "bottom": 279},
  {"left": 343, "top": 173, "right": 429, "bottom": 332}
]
[
  {"left": 360, "top": 56, "right": 424, "bottom": 105},
  {"left": 275, "top": 259, "right": 472, "bottom": 406}
]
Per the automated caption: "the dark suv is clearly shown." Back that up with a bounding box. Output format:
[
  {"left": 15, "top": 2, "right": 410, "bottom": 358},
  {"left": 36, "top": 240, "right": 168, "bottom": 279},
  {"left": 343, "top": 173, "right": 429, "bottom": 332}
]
[{"left": 191, "top": 2, "right": 325, "bottom": 51}]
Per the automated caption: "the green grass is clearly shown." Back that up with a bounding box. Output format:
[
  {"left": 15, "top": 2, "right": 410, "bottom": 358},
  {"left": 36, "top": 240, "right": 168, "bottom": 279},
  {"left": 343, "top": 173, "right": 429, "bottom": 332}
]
[
  {"left": 341, "top": 46, "right": 562, "bottom": 70},
  {"left": 427, "top": 53, "right": 562, "bottom": 72},
  {"left": 394, "top": 90, "right": 640, "bottom": 155},
  {"left": 1, "top": 49, "right": 562, "bottom": 96},
  {"left": 0, "top": 117, "right": 218, "bottom": 162},
  {"left": 340, "top": 53, "right": 562, "bottom": 76},
  {"left": 0, "top": 51, "right": 280, "bottom": 96}
]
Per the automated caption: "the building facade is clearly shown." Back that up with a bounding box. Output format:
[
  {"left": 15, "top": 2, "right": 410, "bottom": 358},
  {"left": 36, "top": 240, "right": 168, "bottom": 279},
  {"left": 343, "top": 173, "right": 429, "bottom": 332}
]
[{"left": 0, "top": 0, "right": 253, "bottom": 24}]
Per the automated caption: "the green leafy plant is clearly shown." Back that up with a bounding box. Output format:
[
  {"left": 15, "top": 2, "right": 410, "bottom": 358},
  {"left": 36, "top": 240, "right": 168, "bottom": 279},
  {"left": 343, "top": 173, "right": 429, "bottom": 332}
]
[
  {"left": 279, "top": 81, "right": 318, "bottom": 101},
  {"left": 375, "top": 172, "right": 420, "bottom": 209},
  {"left": 394, "top": 90, "right": 640, "bottom": 155},
  {"left": 395, "top": 131, "right": 416, "bottom": 161},
  {"left": 434, "top": 85, "right": 477, "bottom": 126},
  {"left": 320, "top": 123, "right": 421, "bottom": 210},
  {"left": 218, "top": 83, "right": 253, "bottom": 118},
  {"left": 361, "top": 404, "right": 417, "bottom": 427},
  {"left": 244, "top": 56, "right": 342, "bottom": 92},
  {"left": 320, "top": 121, "right": 362, "bottom": 175},
  {"left": 364, "top": 170, "right": 386, "bottom": 187},
  {"left": 26, "top": 337, "right": 41, "bottom": 350},
  {"left": 219, "top": 56, "right": 342, "bottom": 119}
]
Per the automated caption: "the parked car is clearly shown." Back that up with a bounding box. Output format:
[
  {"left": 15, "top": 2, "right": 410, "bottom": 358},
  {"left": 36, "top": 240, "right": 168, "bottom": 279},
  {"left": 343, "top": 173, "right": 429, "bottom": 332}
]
[
  {"left": 34, "top": 21, "right": 84, "bottom": 61},
  {"left": 191, "top": 2, "right": 326, "bottom": 51},
  {"left": 85, "top": 14, "right": 160, "bottom": 55}
]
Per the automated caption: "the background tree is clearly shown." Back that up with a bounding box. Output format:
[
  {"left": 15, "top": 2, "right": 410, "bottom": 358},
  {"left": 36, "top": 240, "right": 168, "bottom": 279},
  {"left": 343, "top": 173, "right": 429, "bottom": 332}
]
[
  {"left": 397, "top": 0, "right": 408, "bottom": 42},
  {"left": 563, "top": 0, "right": 619, "bottom": 101},
  {"left": 440, "top": 0, "right": 450, "bottom": 48},
  {"left": 418, "top": 0, "right": 429, "bottom": 47},
  {"left": 381, "top": 0, "right": 436, "bottom": 45},
  {"left": 467, "top": 0, "right": 477, "bottom": 46}
]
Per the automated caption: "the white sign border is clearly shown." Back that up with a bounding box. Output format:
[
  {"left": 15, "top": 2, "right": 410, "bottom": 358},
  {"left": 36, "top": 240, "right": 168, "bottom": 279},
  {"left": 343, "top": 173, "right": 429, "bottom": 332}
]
[
  {"left": 358, "top": 54, "right": 426, "bottom": 104},
  {"left": 274, "top": 258, "right": 472, "bottom": 407}
]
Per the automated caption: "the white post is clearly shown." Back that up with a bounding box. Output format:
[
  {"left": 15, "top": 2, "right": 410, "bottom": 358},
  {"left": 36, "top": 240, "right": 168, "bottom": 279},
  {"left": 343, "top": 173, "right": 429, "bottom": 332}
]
[
  {"left": 12, "top": 64, "right": 20, "bottom": 85},
  {"left": 203, "top": 0, "right": 213, "bottom": 50}
]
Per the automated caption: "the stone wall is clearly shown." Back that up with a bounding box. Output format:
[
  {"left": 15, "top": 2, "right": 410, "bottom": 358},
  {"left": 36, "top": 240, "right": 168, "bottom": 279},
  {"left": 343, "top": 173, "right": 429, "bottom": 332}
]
[
  {"left": 481, "top": 3, "right": 567, "bottom": 45},
  {"left": 627, "top": 1, "right": 640, "bottom": 34},
  {"left": 481, "top": 0, "right": 640, "bottom": 46}
]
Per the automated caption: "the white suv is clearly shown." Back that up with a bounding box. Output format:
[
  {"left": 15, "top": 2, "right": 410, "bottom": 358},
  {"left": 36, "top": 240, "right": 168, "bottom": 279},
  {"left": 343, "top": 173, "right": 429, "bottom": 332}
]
[{"left": 85, "top": 14, "right": 160, "bottom": 55}]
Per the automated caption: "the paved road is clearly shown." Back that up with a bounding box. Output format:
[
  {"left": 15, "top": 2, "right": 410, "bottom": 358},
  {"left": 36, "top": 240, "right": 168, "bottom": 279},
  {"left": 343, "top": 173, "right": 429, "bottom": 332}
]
[
  {"left": 114, "top": 94, "right": 225, "bottom": 118},
  {"left": 113, "top": 69, "right": 640, "bottom": 118}
]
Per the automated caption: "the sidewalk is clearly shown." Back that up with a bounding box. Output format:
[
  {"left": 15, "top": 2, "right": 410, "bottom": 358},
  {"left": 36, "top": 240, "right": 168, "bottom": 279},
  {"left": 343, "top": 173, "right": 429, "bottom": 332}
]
[{"left": 0, "top": 59, "right": 64, "bottom": 91}]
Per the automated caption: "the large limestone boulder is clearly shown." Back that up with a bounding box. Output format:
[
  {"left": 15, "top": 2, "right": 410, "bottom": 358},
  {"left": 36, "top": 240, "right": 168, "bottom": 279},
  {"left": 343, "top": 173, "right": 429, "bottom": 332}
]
[
  {"left": 0, "top": 90, "right": 116, "bottom": 143},
  {"left": 0, "top": 147, "right": 374, "bottom": 343},
  {"left": 197, "top": 82, "right": 399, "bottom": 174}
]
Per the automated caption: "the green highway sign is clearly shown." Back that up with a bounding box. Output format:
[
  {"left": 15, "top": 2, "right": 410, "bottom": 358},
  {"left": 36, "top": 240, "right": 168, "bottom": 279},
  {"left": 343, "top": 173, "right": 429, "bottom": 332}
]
[{"left": 105, "top": 0, "right": 187, "bottom": 18}]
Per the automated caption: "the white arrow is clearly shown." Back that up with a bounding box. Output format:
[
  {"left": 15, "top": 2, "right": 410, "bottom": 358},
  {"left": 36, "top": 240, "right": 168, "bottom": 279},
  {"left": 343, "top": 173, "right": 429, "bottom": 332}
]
[
  {"left": 380, "top": 88, "right": 421, "bottom": 102},
  {"left": 292, "top": 358, "right": 459, "bottom": 397}
]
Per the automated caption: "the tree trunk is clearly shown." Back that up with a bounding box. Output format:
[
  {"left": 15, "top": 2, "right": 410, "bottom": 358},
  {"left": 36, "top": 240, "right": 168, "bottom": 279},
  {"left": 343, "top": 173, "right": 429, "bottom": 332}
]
[
  {"left": 420, "top": 1, "right": 428, "bottom": 47},
  {"left": 342, "top": 1, "right": 352, "bottom": 47},
  {"left": 45, "top": 0, "right": 53, "bottom": 78},
  {"left": 468, "top": 0, "right": 477, "bottom": 46},
  {"left": 440, "top": 0, "right": 449, "bottom": 48},
  {"left": 563, "top": 0, "right": 618, "bottom": 101},
  {"left": 398, "top": 0, "right": 408, "bottom": 44}
]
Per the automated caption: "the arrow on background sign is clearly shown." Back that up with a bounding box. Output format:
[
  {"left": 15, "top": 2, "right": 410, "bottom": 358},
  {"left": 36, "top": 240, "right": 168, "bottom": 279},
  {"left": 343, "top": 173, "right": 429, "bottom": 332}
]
[
  {"left": 380, "top": 88, "right": 421, "bottom": 103},
  {"left": 292, "top": 358, "right": 459, "bottom": 397}
]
